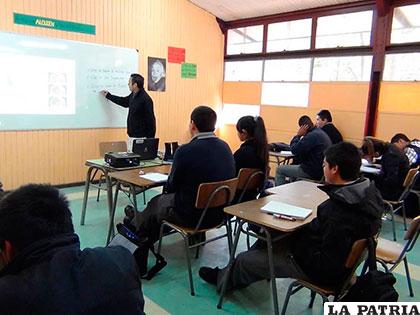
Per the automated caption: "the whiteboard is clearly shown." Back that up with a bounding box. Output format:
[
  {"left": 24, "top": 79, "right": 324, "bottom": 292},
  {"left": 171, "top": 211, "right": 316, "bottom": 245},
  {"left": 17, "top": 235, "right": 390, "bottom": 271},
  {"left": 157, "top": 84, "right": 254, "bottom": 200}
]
[{"left": 0, "top": 31, "right": 138, "bottom": 130}]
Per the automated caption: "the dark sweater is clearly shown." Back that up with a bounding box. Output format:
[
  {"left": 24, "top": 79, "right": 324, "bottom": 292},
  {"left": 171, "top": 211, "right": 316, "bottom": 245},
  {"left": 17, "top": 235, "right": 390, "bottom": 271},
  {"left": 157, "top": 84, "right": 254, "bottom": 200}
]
[
  {"left": 292, "top": 179, "right": 384, "bottom": 286},
  {"left": 165, "top": 133, "right": 235, "bottom": 227},
  {"left": 0, "top": 234, "right": 145, "bottom": 315},
  {"left": 233, "top": 139, "right": 266, "bottom": 175},
  {"left": 290, "top": 127, "right": 332, "bottom": 180},
  {"left": 321, "top": 123, "right": 343, "bottom": 144},
  {"left": 233, "top": 139, "right": 266, "bottom": 202},
  {"left": 375, "top": 143, "right": 410, "bottom": 201},
  {"left": 106, "top": 89, "right": 156, "bottom": 138}
]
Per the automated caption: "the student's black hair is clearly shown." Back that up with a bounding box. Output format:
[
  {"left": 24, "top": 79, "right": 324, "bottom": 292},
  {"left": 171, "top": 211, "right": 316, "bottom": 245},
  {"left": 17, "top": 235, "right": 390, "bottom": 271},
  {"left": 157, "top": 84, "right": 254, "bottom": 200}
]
[
  {"left": 236, "top": 116, "right": 269, "bottom": 171},
  {"left": 361, "top": 137, "right": 387, "bottom": 158},
  {"left": 0, "top": 184, "right": 74, "bottom": 251},
  {"left": 130, "top": 73, "right": 144, "bottom": 89},
  {"left": 298, "top": 115, "right": 314, "bottom": 127},
  {"left": 317, "top": 109, "right": 333, "bottom": 122},
  {"left": 190, "top": 106, "right": 217, "bottom": 132},
  {"left": 325, "top": 142, "right": 361, "bottom": 181},
  {"left": 391, "top": 133, "right": 410, "bottom": 144}
]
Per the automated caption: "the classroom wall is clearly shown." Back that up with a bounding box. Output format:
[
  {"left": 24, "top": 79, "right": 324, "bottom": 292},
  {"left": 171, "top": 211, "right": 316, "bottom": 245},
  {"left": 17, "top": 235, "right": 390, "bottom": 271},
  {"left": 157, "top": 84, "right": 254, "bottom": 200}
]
[
  {"left": 0, "top": 0, "right": 224, "bottom": 189},
  {"left": 376, "top": 82, "right": 420, "bottom": 141},
  {"left": 219, "top": 81, "right": 369, "bottom": 152}
]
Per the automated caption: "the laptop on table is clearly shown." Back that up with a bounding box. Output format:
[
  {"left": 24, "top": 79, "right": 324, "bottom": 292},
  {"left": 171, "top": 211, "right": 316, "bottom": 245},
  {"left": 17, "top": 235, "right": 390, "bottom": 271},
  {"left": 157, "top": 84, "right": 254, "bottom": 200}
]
[{"left": 132, "top": 138, "right": 159, "bottom": 160}]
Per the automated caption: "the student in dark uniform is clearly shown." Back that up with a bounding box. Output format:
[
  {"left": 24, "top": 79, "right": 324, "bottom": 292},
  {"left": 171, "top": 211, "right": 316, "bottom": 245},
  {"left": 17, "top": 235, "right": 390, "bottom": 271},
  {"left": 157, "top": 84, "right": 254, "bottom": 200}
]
[
  {"left": 233, "top": 116, "right": 268, "bottom": 202},
  {"left": 361, "top": 137, "right": 410, "bottom": 201},
  {"left": 101, "top": 73, "right": 156, "bottom": 151},
  {"left": 316, "top": 109, "right": 343, "bottom": 144}
]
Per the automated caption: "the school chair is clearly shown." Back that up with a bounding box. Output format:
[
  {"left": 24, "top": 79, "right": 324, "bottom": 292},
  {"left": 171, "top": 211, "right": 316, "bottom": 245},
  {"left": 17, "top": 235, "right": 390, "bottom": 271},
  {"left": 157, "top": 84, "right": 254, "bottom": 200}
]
[
  {"left": 157, "top": 177, "right": 238, "bottom": 296},
  {"left": 232, "top": 168, "right": 265, "bottom": 248},
  {"left": 376, "top": 215, "right": 420, "bottom": 297},
  {"left": 383, "top": 167, "right": 419, "bottom": 241},
  {"left": 281, "top": 239, "right": 368, "bottom": 315}
]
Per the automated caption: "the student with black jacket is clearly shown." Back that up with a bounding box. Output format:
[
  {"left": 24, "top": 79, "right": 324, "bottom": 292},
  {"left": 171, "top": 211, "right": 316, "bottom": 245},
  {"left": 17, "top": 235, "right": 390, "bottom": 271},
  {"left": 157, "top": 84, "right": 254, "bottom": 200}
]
[
  {"left": 199, "top": 142, "right": 384, "bottom": 290},
  {"left": 316, "top": 109, "right": 343, "bottom": 144},
  {"left": 275, "top": 115, "right": 331, "bottom": 185},
  {"left": 0, "top": 184, "right": 145, "bottom": 315},
  {"left": 101, "top": 73, "right": 156, "bottom": 151},
  {"left": 233, "top": 116, "right": 268, "bottom": 202},
  {"left": 362, "top": 137, "right": 410, "bottom": 201}
]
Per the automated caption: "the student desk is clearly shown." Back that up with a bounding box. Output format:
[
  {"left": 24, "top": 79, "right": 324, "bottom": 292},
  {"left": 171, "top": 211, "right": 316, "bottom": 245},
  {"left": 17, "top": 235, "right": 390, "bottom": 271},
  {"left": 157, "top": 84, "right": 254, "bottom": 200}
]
[
  {"left": 80, "top": 158, "right": 164, "bottom": 227},
  {"left": 269, "top": 151, "right": 294, "bottom": 166},
  {"left": 106, "top": 164, "right": 172, "bottom": 244},
  {"left": 217, "top": 181, "right": 328, "bottom": 315}
]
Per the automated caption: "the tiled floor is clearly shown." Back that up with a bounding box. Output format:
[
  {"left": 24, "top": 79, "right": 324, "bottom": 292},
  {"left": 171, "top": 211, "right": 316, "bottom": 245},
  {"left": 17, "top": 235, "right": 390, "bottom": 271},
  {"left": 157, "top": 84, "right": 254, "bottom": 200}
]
[{"left": 63, "top": 185, "right": 420, "bottom": 315}]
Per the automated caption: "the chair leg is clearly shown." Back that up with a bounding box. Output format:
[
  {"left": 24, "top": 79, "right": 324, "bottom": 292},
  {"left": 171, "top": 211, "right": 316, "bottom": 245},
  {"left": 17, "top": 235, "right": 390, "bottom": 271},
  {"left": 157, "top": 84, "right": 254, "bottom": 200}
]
[
  {"left": 143, "top": 191, "right": 146, "bottom": 205},
  {"left": 403, "top": 257, "right": 414, "bottom": 297},
  {"left": 182, "top": 234, "right": 195, "bottom": 296},
  {"left": 195, "top": 244, "right": 200, "bottom": 259},
  {"left": 226, "top": 221, "right": 233, "bottom": 255},
  {"left": 281, "top": 282, "right": 297, "bottom": 315},
  {"left": 308, "top": 290, "right": 316, "bottom": 308},
  {"left": 157, "top": 223, "right": 165, "bottom": 255},
  {"left": 246, "top": 227, "right": 251, "bottom": 250},
  {"left": 390, "top": 209, "right": 397, "bottom": 241},
  {"left": 401, "top": 204, "right": 407, "bottom": 231}
]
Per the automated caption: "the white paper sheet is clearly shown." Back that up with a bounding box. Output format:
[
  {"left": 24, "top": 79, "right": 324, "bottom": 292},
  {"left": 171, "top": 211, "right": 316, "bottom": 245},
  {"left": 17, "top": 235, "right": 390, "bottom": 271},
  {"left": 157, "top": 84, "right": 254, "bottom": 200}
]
[
  {"left": 140, "top": 172, "right": 168, "bottom": 182},
  {"left": 261, "top": 201, "right": 312, "bottom": 220}
]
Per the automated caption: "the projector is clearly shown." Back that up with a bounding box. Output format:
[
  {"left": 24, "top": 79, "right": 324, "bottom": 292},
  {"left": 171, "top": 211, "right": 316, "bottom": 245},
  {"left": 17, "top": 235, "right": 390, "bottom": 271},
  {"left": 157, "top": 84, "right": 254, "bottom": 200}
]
[{"left": 104, "top": 152, "right": 141, "bottom": 168}]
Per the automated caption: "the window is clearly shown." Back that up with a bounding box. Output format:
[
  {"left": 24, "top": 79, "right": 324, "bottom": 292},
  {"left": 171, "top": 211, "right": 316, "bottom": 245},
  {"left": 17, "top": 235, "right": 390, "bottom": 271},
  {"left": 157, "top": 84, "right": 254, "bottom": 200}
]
[
  {"left": 262, "top": 58, "right": 311, "bottom": 106},
  {"left": 224, "top": 61, "right": 263, "bottom": 81},
  {"left": 312, "top": 56, "right": 372, "bottom": 81},
  {"left": 267, "top": 19, "right": 312, "bottom": 52},
  {"left": 316, "top": 11, "right": 373, "bottom": 48},
  {"left": 383, "top": 53, "right": 420, "bottom": 81},
  {"left": 391, "top": 4, "right": 420, "bottom": 44},
  {"left": 264, "top": 58, "right": 311, "bottom": 81},
  {"left": 227, "top": 25, "right": 264, "bottom": 55},
  {"left": 221, "top": 104, "right": 260, "bottom": 125},
  {"left": 261, "top": 83, "right": 309, "bottom": 107}
]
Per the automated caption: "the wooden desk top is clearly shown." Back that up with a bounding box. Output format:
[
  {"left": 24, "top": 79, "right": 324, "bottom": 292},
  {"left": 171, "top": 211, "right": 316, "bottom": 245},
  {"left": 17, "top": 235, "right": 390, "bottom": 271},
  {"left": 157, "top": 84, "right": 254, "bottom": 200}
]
[
  {"left": 225, "top": 181, "right": 328, "bottom": 232},
  {"left": 109, "top": 164, "right": 172, "bottom": 187}
]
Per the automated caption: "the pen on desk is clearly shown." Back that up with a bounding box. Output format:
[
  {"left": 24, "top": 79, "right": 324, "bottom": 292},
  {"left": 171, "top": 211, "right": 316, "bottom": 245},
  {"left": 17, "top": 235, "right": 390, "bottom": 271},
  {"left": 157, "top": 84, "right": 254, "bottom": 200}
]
[{"left": 273, "top": 214, "right": 296, "bottom": 221}]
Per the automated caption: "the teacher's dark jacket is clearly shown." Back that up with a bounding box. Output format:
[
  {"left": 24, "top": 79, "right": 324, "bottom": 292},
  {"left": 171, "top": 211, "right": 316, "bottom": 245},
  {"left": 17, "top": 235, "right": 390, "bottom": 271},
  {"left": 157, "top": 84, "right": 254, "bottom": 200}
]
[
  {"left": 106, "top": 89, "right": 156, "bottom": 138},
  {"left": 0, "top": 234, "right": 145, "bottom": 315}
]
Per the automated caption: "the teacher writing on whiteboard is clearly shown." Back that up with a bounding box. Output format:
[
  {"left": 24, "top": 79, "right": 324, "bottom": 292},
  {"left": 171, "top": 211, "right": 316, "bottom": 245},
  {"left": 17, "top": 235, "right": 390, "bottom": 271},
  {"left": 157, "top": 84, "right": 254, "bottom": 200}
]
[{"left": 101, "top": 73, "right": 156, "bottom": 152}]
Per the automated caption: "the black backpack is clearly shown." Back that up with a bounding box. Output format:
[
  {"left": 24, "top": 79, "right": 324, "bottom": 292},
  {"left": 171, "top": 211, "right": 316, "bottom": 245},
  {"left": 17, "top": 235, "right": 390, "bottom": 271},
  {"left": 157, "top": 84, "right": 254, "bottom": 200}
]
[{"left": 341, "top": 238, "right": 399, "bottom": 302}]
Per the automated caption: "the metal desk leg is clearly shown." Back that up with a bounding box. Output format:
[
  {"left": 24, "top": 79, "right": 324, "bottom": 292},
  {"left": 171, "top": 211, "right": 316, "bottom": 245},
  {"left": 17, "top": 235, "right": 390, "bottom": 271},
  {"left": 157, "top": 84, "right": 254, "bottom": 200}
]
[
  {"left": 129, "top": 184, "right": 138, "bottom": 210},
  {"left": 80, "top": 166, "right": 95, "bottom": 225},
  {"left": 261, "top": 226, "right": 279, "bottom": 315},
  {"left": 104, "top": 170, "right": 113, "bottom": 218},
  {"left": 107, "top": 182, "right": 121, "bottom": 245},
  {"left": 217, "top": 220, "right": 244, "bottom": 309}
]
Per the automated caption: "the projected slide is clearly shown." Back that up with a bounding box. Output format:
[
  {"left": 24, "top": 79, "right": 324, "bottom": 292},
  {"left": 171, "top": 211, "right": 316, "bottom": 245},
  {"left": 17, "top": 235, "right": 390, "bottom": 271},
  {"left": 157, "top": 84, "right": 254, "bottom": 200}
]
[{"left": 0, "top": 54, "right": 75, "bottom": 115}]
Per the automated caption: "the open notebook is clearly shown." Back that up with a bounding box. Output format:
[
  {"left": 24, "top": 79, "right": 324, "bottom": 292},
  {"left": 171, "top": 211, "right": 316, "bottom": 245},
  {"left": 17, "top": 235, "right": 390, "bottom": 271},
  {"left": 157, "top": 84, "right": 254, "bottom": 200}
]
[{"left": 261, "top": 201, "right": 312, "bottom": 221}]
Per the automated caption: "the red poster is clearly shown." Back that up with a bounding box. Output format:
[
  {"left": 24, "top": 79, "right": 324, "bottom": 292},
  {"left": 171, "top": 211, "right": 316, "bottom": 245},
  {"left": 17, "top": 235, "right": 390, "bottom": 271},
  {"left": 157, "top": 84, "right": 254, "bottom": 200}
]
[{"left": 168, "top": 46, "right": 185, "bottom": 64}]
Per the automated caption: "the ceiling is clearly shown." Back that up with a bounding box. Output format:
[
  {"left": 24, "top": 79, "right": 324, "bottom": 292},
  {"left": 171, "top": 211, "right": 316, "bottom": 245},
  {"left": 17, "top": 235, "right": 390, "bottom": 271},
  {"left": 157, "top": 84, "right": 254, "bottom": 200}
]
[{"left": 189, "top": 0, "right": 366, "bottom": 21}]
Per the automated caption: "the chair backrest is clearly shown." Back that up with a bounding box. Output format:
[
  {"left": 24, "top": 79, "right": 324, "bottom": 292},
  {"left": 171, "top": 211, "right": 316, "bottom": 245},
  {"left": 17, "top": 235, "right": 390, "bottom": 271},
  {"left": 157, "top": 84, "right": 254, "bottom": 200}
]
[
  {"left": 236, "top": 168, "right": 265, "bottom": 202},
  {"left": 99, "top": 141, "right": 127, "bottom": 157},
  {"left": 337, "top": 239, "right": 368, "bottom": 297},
  {"left": 404, "top": 215, "right": 420, "bottom": 243},
  {"left": 195, "top": 178, "right": 238, "bottom": 210},
  {"left": 403, "top": 167, "right": 419, "bottom": 188}
]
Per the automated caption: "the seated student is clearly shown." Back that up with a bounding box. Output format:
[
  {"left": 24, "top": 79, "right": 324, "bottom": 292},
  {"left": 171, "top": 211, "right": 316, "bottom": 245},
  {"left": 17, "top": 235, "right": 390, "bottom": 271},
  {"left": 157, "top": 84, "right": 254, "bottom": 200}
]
[
  {"left": 233, "top": 115, "right": 268, "bottom": 202},
  {"left": 391, "top": 133, "right": 420, "bottom": 168},
  {"left": 0, "top": 184, "right": 145, "bottom": 315},
  {"left": 315, "top": 109, "right": 343, "bottom": 144},
  {"left": 199, "top": 142, "right": 384, "bottom": 290},
  {"left": 124, "top": 106, "right": 235, "bottom": 274},
  {"left": 275, "top": 115, "right": 331, "bottom": 185},
  {"left": 361, "top": 137, "right": 410, "bottom": 201}
]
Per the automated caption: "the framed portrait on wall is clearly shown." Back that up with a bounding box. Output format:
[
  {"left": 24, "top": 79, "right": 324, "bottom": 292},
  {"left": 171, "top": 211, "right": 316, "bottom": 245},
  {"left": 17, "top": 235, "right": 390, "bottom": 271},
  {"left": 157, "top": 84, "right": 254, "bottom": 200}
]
[{"left": 148, "top": 57, "right": 166, "bottom": 92}]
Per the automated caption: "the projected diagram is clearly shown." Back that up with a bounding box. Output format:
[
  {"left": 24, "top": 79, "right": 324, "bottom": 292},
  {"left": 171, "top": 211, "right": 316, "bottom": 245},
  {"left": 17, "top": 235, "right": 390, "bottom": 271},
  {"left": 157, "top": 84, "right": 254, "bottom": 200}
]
[{"left": 0, "top": 53, "right": 75, "bottom": 115}]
